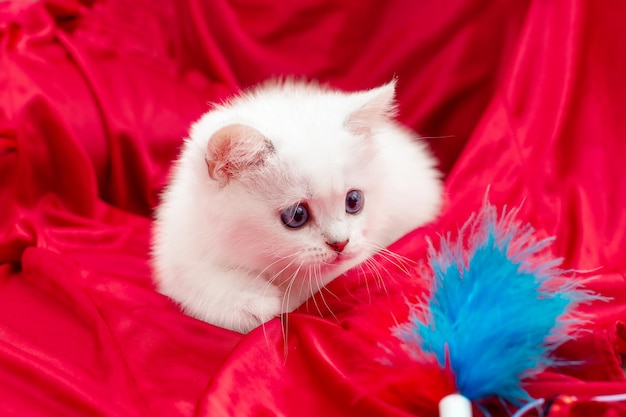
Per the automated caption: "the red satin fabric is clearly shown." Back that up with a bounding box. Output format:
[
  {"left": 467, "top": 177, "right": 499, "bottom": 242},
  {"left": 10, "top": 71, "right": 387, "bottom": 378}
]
[{"left": 1, "top": 1, "right": 626, "bottom": 416}]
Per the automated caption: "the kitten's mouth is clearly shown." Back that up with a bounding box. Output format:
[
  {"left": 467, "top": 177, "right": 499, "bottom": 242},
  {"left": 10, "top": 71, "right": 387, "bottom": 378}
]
[
  {"left": 296, "top": 253, "right": 351, "bottom": 275},
  {"left": 271, "top": 252, "right": 357, "bottom": 282},
  {"left": 331, "top": 252, "right": 349, "bottom": 262},
  {"left": 324, "top": 251, "right": 355, "bottom": 268}
]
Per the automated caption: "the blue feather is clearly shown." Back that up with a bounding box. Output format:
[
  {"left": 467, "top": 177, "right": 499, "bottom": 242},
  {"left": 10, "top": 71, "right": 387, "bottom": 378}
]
[{"left": 396, "top": 202, "right": 600, "bottom": 405}]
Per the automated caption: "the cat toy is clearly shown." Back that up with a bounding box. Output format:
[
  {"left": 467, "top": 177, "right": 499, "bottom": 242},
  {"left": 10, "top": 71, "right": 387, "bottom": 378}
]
[{"left": 390, "top": 202, "right": 603, "bottom": 417}]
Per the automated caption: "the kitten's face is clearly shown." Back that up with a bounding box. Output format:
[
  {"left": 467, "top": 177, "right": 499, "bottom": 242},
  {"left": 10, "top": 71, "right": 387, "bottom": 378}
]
[
  {"left": 269, "top": 191, "right": 370, "bottom": 283},
  {"left": 257, "top": 186, "right": 372, "bottom": 285},
  {"left": 218, "top": 132, "right": 379, "bottom": 288}
]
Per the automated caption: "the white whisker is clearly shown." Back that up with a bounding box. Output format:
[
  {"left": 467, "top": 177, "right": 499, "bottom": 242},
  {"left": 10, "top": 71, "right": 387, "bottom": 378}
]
[
  {"left": 315, "top": 266, "right": 337, "bottom": 321},
  {"left": 366, "top": 242, "right": 418, "bottom": 273},
  {"left": 253, "top": 252, "right": 306, "bottom": 344},
  {"left": 254, "top": 250, "right": 306, "bottom": 286},
  {"left": 308, "top": 265, "right": 325, "bottom": 318},
  {"left": 363, "top": 258, "right": 387, "bottom": 295},
  {"left": 281, "top": 262, "right": 304, "bottom": 314}
]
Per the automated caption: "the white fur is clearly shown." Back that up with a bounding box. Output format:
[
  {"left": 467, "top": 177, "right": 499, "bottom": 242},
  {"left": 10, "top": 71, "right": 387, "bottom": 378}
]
[{"left": 152, "top": 80, "right": 443, "bottom": 333}]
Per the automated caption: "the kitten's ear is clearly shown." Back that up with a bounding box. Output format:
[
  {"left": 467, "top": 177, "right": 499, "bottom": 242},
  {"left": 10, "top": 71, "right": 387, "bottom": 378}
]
[
  {"left": 205, "top": 124, "right": 274, "bottom": 187},
  {"left": 346, "top": 80, "right": 398, "bottom": 135}
]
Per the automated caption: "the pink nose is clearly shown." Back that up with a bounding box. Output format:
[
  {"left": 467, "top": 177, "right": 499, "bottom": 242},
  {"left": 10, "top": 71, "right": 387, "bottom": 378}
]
[{"left": 326, "top": 239, "right": 349, "bottom": 253}]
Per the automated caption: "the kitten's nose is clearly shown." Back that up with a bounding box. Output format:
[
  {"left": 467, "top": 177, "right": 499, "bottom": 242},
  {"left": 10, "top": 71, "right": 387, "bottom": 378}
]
[{"left": 326, "top": 239, "right": 349, "bottom": 253}]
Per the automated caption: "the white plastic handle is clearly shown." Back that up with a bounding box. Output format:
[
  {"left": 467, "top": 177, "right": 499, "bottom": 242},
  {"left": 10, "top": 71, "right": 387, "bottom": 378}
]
[{"left": 439, "top": 394, "right": 472, "bottom": 417}]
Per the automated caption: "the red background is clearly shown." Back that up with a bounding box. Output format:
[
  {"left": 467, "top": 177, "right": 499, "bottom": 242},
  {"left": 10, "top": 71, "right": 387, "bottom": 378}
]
[{"left": 1, "top": 1, "right": 626, "bottom": 416}]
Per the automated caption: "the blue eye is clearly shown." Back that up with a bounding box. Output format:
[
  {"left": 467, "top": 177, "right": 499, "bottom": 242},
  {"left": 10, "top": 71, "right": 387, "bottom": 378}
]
[
  {"left": 280, "top": 203, "right": 309, "bottom": 228},
  {"left": 345, "top": 190, "right": 363, "bottom": 214}
]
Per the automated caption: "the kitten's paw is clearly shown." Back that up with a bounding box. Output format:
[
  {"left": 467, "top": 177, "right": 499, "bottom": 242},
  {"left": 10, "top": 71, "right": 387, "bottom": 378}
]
[{"left": 233, "top": 286, "right": 282, "bottom": 333}]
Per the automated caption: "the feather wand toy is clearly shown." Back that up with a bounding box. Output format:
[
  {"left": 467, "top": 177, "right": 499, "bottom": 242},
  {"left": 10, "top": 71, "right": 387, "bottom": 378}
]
[{"left": 394, "top": 202, "right": 601, "bottom": 416}]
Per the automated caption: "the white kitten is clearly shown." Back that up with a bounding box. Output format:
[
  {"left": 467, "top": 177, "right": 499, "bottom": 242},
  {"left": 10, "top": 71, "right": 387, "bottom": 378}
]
[{"left": 152, "top": 79, "right": 442, "bottom": 333}]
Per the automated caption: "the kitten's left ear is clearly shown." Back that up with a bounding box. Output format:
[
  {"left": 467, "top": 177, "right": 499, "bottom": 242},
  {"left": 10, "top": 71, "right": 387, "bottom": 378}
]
[
  {"left": 205, "top": 124, "right": 274, "bottom": 187},
  {"left": 346, "top": 80, "right": 398, "bottom": 135}
]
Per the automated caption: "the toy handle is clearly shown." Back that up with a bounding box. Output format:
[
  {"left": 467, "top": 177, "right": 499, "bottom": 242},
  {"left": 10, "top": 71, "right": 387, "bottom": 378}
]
[{"left": 439, "top": 394, "right": 472, "bottom": 417}]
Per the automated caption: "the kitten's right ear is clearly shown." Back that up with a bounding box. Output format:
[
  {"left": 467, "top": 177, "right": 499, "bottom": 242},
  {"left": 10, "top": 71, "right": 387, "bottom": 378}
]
[
  {"left": 205, "top": 124, "right": 274, "bottom": 187},
  {"left": 346, "top": 80, "right": 398, "bottom": 135}
]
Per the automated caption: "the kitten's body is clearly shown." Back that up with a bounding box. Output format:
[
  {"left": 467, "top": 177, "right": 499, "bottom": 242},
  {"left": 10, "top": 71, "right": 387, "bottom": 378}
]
[{"left": 152, "top": 80, "right": 442, "bottom": 333}]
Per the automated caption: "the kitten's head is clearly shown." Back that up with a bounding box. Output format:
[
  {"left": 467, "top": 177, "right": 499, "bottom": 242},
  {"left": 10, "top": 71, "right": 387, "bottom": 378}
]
[{"left": 191, "top": 80, "right": 442, "bottom": 298}]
